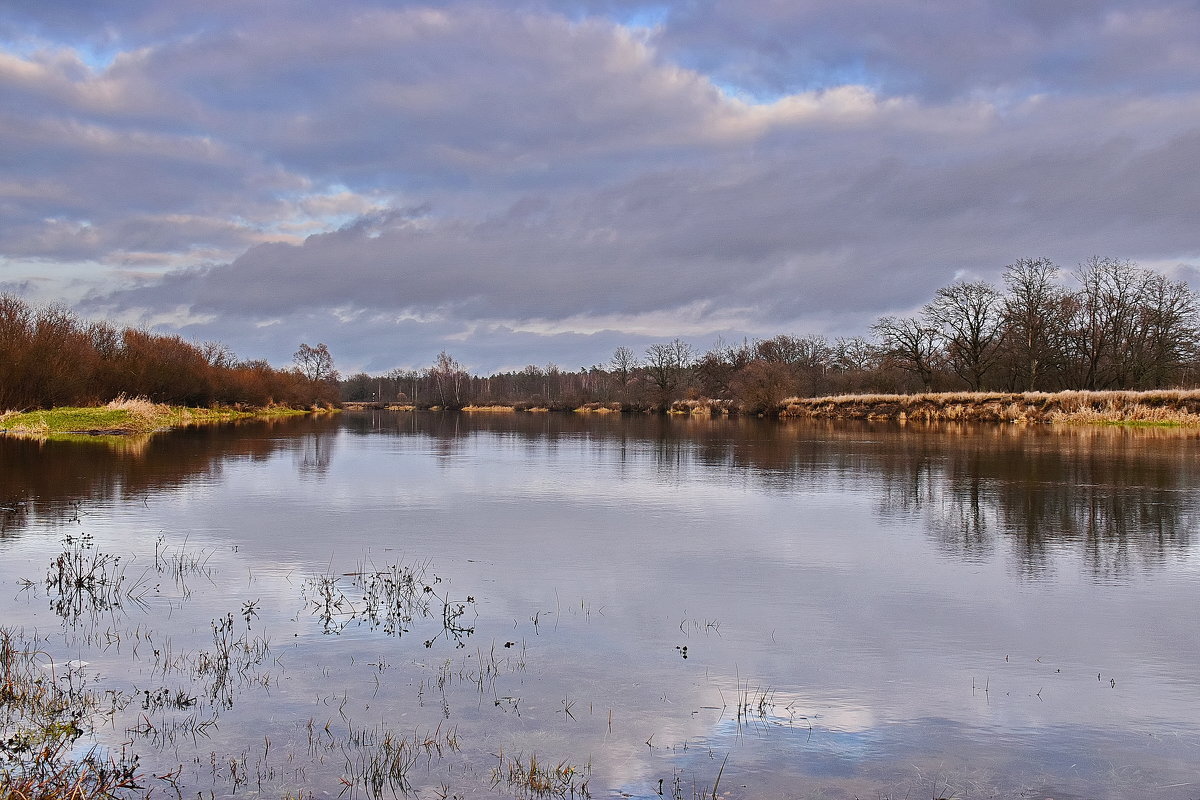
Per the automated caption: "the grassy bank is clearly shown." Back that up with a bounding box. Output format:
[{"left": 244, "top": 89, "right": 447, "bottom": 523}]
[
  {"left": 779, "top": 389, "right": 1200, "bottom": 425},
  {"left": 0, "top": 396, "right": 318, "bottom": 437}
]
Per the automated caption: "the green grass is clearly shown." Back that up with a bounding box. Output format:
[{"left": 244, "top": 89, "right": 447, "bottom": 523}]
[{"left": 0, "top": 401, "right": 312, "bottom": 437}]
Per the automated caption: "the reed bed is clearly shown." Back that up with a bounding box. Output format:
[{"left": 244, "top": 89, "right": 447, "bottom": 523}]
[
  {"left": 779, "top": 389, "right": 1200, "bottom": 425},
  {"left": 572, "top": 403, "right": 621, "bottom": 414},
  {"left": 668, "top": 399, "right": 732, "bottom": 416}
]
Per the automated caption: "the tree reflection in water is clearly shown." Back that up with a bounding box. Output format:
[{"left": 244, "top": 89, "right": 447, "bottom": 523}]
[{"left": 3, "top": 413, "right": 1197, "bottom": 579}]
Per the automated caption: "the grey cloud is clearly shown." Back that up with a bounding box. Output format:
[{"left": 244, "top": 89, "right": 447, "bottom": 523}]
[
  {"left": 164, "top": 305, "right": 681, "bottom": 375},
  {"left": 94, "top": 91, "right": 1200, "bottom": 339},
  {"left": 7, "top": 1, "right": 1200, "bottom": 373},
  {"left": 10, "top": 1, "right": 1200, "bottom": 106},
  {"left": 0, "top": 107, "right": 305, "bottom": 262},
  {"left": 131, "top": 6, "right": 740, "bottom": 186},
  {"left": 644, "top": 0, "right": 1200, "bottom": 100},
  {"left": 2, "top": 3, "right": 751, "bottom": 268}
]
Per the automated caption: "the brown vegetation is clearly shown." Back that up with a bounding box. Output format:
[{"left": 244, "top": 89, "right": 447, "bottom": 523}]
[
  {"left": 780, "top": 390, "right": 1200, "bottom": 425},
  {"left": 0, "top": 295, "right": 338, "bottom": 410}
]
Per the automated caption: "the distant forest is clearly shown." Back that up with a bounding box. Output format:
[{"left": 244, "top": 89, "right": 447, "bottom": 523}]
[
  {"left": 342, "top": 257, "right": 1200, "bottom": 412},
  {"left": 4, "top": 256, "right": 1197, "bottom": 414},
  {"left": 0, "top": 294, "right": 339, "bottom": 409}
]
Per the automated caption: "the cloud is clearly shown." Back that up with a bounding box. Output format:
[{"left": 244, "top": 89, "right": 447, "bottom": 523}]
[
  {"left": 5, "top": 1, "right": 1200, "bottom": 372},
  {"left": 642, "top": 0, "right": 1200, "bottom": 100},
  {"left": 93, "top": 91, "right": 1200, "bottom": 326}
]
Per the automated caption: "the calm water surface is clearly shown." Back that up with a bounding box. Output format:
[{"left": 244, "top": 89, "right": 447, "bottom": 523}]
[{"left": 2, "top": 413, "right": 1199, "bottom": 799}]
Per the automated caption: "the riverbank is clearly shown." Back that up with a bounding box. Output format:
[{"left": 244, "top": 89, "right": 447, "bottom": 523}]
[
  {"left": 347, "top": 390, "right": 1200, "bottom": 425},
  {"left": 0, "top": 396, "right": 323, "bottom": 437},
  {"left": 778, "top": 389, "right": 1200, "bottom": 425}
]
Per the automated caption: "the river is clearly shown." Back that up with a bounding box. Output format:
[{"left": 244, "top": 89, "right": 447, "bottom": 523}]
[{"left": 2, "top": 412, "right": 1199, "bottom": 799}]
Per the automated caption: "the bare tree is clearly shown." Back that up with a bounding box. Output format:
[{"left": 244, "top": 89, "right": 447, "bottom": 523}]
[
  {"left": 872, "top": 315, "right": 940, "bottom": 390},
  {"left": 1131, "top": 272, "right": 1199, "bottom": 388},
  {"left": 0, "top": 293, "right": 33, "bottom": 409},
  {"left": 293, "top": 342, "right": 337, "bottom": 382},
  {"left": 431, "top": 350, "right": 467, "bottom": 407},
  {"left": 1065, "top": 257, "right": 1152, "bottom": 389},
  {"left": 754, "top": 334, "right": 831, "bottom": 396},
  {"left": 729, "top": 360, "right": 794, "bottom": 412},
  {"left": 923, "top": 280, "right": 1006, "bottom": 390},
  {"left": 610, "top": 347, "right": 638, "bottom": 390},
  {"left": 831, "top": 336, "right": 881, "bottom": 373},
  {"left": 202, "top": 341, "right": 238, "bottom": 370},
  {"left": 694, "top": 339, "right": 752, "bottom": 400},
  {"left": 827, "top": 336, "right": 886, "bottom": 393},
  {"left": 644, "top": 338, "right": 695, "bottom": 409},
  {"left": 387, "top": 368, "right": 423, "bottom": 404},
  {"left": 1000, "top": 258, "right": 1066, "bottom": 391}
]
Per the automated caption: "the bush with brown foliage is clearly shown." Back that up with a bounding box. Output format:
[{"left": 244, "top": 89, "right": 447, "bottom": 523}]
[{"left": 0, "top": 295, "right": 336, "bottom": 410}]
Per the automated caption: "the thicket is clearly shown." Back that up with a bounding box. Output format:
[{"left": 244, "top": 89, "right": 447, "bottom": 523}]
[
  {"left": 341, "top": 257, "right": 1200, "bottom": 412},
  {"left": 0, "top": 295, "right": 338, "bottom": 410}
]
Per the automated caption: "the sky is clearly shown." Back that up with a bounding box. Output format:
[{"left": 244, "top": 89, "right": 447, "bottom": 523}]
[{"left": 2, "top": 1, "right": 1199, "bottom": 375}]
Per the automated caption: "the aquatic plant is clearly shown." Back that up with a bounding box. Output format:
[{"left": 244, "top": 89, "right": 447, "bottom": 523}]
[
  {"left": 194, "top": 612, "right": 272, "bottom": 710},
  {"left": 492, "top": 750, "right": 591, "bottom": 799},
  {"left": 339, "top": 722, "right": 460, "bottom": 799},
  {"left": 0, "top": 627, "right": 142, "bottom": 800},
  {"left": 305, "top": 563, "right": 477, "bottom": 645},
  {"left": 45, "top": 541, "right": 149, "bottom": 625}
]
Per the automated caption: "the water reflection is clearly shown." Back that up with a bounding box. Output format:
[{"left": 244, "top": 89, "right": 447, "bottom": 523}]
[
  {"left": 293, "top": 423, "right": 338, "bottom": 476},
  {"left": 3, "top": 413, "right": 1198, "bottom": 578},
  {"left": 0, "top": 416, "right": 341, "bottom": 527},
  {"left": 865, "top": 423, "right": 1199, "bottom": 578},
  {"left": 343, "top": 413, "right": 1200, "bottom": 579}
]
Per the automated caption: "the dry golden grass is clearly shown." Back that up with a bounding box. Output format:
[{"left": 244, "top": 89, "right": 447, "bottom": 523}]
[
  {"left": 779, "top": 389, "right": 1200, "bottom": 425},
  {"left": 461, "top": 405, "right": 517, "bottom": 412},
  {"left": 103, "top": 393, "right": 165, "bottom": 412},
  {"left": 104, "top": 393, "right": 175, "bottom": 426},
  {"left": 573, "top": 403, "right": 621, "bottom": 413},
  {"left": 669, "top": 398, "right": 732, "bottom": 416}
]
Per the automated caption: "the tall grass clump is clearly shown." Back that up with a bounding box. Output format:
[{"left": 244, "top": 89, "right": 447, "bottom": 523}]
[{"left": 492, "top": 751, "right": 590, "bottom": 799}]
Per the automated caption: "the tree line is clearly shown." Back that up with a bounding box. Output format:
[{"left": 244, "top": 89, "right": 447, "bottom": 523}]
[
  {"left": 5, "top": 256, "right": 1194, "bottom": 414},
  {"left": 874, "top": 257, "right": 1198, "bottom": 392},
  {"left": 342, "top": 257, "right": 1200, "bottom": 411},
  {"left": 0, "top": 294, "right": 339, "bottom": 410}
]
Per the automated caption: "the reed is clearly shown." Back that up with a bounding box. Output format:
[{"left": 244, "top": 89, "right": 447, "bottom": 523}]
[
  {"left": 779, "top": 389, "right": 1200, "bottom": 425},
  {"left": 492, "top": 750, "right": 591, "bottom": 798},
  {"left": 668, "top": 398, "right": 732, "bottom": 416},
  {"left": 0, "top": 627, "right": 141, "bottom": 800},
  {"left": 572, "top": 403, "right": 621, "bottom": 413}
]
